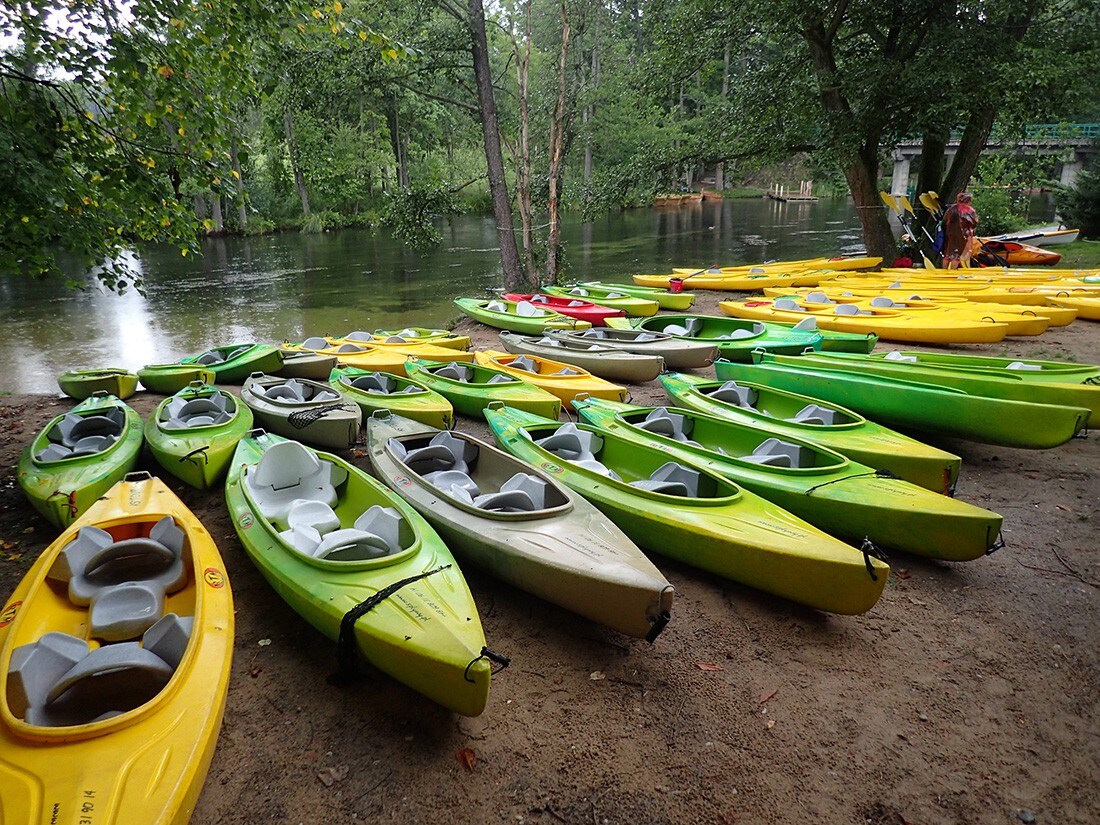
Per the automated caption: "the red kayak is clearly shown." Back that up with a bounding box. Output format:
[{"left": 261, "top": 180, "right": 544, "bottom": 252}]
[{"left": 501, "top": 293, "right": 626, "bottom": 326}]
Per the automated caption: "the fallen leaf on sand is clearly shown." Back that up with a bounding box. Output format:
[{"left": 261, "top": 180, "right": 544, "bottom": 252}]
[
  {"left": 894, "top": 569, "right": 911, "bottom": 580},
  {"left": 1056, "top": 504, "right": 1071, "bottom": 512},
  {"left": 456, "top": 748, "right": 476, "bottom": 772},
  {"left": 696, "top": 663, "right": 724, "bottom": 672},
  {"left": 908, "top": 596, "right": 927, "bottom": 606},
  {"left": 590, "top": 670, "right": 606, "bottom": 681},
  {"left": 257, "top": 638, "right": 271, "bottom": 647},
  {"left": 249, "top": 666, "right": 262, "bottom": 678},
  {"left": 765, "top": 720, "right": 775, "bottom": 730},
  {"left": 317, "top": 765, "right": 349, "bottom": 787},
  {"left": 757, "top": 687, "right": 779, "bottom": 705}
]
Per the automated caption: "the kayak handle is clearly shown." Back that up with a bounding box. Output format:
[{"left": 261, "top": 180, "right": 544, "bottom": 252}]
[
  {"left": 987, "top": 531, "right": 1006, "bottom": 555},
  {"left": 464, "top": 646, "right": 511, "bottom": 683},
  {"left": 860, "top": 538, "right": 888, "bottom": 581}
]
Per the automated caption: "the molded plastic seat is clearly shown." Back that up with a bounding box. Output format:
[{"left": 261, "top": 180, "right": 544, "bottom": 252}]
[
  {"left": 535, "top": 423, "right": 602, "bottom": 462},
  {"left": 516, "top": 300, "right": 549, "bottom": 317},
  {"left": 662, "top": 318, "right": 703, "bottom": 337},
  {"left": 637, "top": 408, "right": 694, "bottom": 441},
  {"left": 316, "top": 506, "right": 403, "bottom": 560},
  {"left": 383, "top": 335, "right": 409, "bottom": 343},
  {"left": 510, "top": 355, "right": 540, "bottom": 373},
  {"left": 434, "top": 363, "right": 472, "bottom": 382},
  {"left": 571, "top": 458, "right": 622, "bottom": 480},
  {"left": 805, "top": 291, "right": 833, "bottom": 303},
  {"left": 788, "top": 404, "right": 837, "bottom": 426},
  {"left": 833, "top": 304, "right": 870, "bottom": 316},
  {"left": 536, "top": 336, "right": 563, "bottom": 347},
  {"left": 300, "top": 336, "right": 329, "bottom": 349},
  {"left": 345, "top": 331, "right": 373, "bottom": 341},
  {"left": 335, "top": 343, "right": 366, "bottom": 354},
  {"left": 390, "top": 432, "right": 478, "bottom": 476},
  {"left": 68, "top": 435, "right": 117, "bottom": 456},
  {"left": 566, "top": 300, "right": 586, "bottom": 307},
  {"left": 164, "top": 397, "right": 232, "bottom": 429},
  {"left": 568, "top": 287, "right": 589, "bottom": 296},
  {"left": 705, "top": 381, "right": 758, "bottom": 408},
  {"left": 350, "top": 374, "right": 396, "bottom": 393},
  {"left": 56, "top": 413, "right": 124, "bottom": 446},
  {"left": 278, "top": 500, "right": 342, "bottom": 554},
  {"left": 628, "top": 461, "right": 700, "bottom": 497},
  {"left": 740, "top": 437, "right": 809, "bottom": 468},
  {"left": 142, "top": 613, "right": 194, "bottom": 670},
  {"left": 486, "top": 373, "right": 517, "bottom": 384},
  {"left": 196, "top": 350, "right": 225, "bottom": 365},
  {"left": 469, "top": 472, "right": 549, "bottom": 512},
  {"left": 246, "top": 441, "right": 341, "bottom": 523},
  {"left": 716, "top": 328, "right": 757, "bottom": 340},
  {"left": 883, "top": 352, "right": 918, "bottom": 362},
  {"left": 1006, "top": 361, "right": 1041, "bottom": 371},
  {"left": 772, "top": 298, "right": 806, "bottom": 312},
  {"left": 423, "top": 469, "right": 480, "bottom": 497},
  {"left": 552, "top": 367, "right": 581, "bottom": 376},
  {"left": 36, "top": 443, "right": 75, "bottom": 462},
  {"left": 634, "top": 332, "right": 659, "bottom": 341},
  {"left": 580, "top": 329, "right": 607, "bottom": 339},
  {"left": 870, "top": 296, "right": 897, "bottom": 308},
  {"left": 531, "top": 295, "right": 550, "bottom": 303},
  {"left": 486, "top": 300, "right": 507, "bottom": 312}
]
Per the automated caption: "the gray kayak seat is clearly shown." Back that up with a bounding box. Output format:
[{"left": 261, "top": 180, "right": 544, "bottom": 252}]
[
  {"left": 163, "top": 394, "right": 233, "bottom": 429},
  {"left": 195, "top": 349, "right": 226, "bottom": 365},
  {"left": 535, "top": 423, "right": 603, "bottom": 462},
  {"left": 791, "top": 317, "right": 819, "bottom": 331},
  {"left": 434, "top": 363, "right": 472, "bottom": 382},
  {"left": 141, "top": 613, "right": 195, "bottom": 670},
  {"left": 278, "top": 499, "right": 403, "bottom": 561},
  {"left": 37, "top": 434, "right": 119, "bottom": 462},
  {"left": 772, "top": 298, "right": 806, "bottom": 312},
  {"left": 7, "top": 630, "right": 181, "bottom": 727},
  {"left": 383, "top": 336, "right": 409, "bottom": 343},
  {"left": 568, "top": 287, "right": 589, "bottom": 296},
  {"left": 449, "top": 472, "right": 549, "bottom": 513},
  {"left": 261, "top": 378, "right": 338, "bottom": 404},
  {"left": 787, "top": 404, "right": 837, "bottom": 426},
  {"left": 46, "top": 518, "right": 188, "bottom": 642},
  {"left": 662, "top": 318, "right": 703, "bottom": 337},
  {"left": 511, "top": 355, "right": 540, "bottom": 373},
  {"left": 54, "top": 410, "right": 125, "bottom": 446},
  {"left": 638, "top": 408, "right": 695, "bottom": 441},
  {"left": 634, "top": 332, "right": 660, "bottom": 341},
  {"left": 335, "top": 343, "right": 366, "bottom": 353},
  {"left": 870, "top": 296, "right": 898, "bottom": 308},
  {"left": 834, "top": 304, "right": 871, "bottom": 316},
  {"left": 389, "top": 432, "right": 479, "bottom": 477},
  {"left": 741, "top": 437, "right": 810, "bottom": 468},
  {"left": 580, "top": 329, "right": 607, "bottom": 339},
  {"left": 566, "top": 300, "right": 586, "bottom": 307},
  {"left": 705, "top": 381, "right": 758, "bottom": 409},
  {"left": 300, "top": 336, "right": 330, "bottom": 350},
  {"left": 883, "top": 351, "right": 919, "bottom": 362},
  {"left": 571, "top": 458, "right": 622, "bottom": 480},
  {"left": 424, "top": 469, "right": 481, "bottom": 497},
  {"left": 350, "top": 373, "right": 396, "bottom": 393},
  {"left": 245, "top": 440, "right": 343, "bottom": 523},
  {"left": 536, "top": 336, "right": 563, "bottom": 347},
  {"left": 1006, "top": 361, "right": 1042, "bottom": 371},
  {"left": 397, "top": 328, "right": 424, "bottom": 337},
  {"left": 486, "top": 300, "right": 507, "bottom": 312},
  {"left": 805, "top": 291, "right": 833, "bottom": 303},
  {"left": 345, "top": 331, "right": 374, "bottom": 342},
  {"left": 515, "top": 301, "right": 548, "bottom": 317},
  {"left": 553, "top": 367, "right": 581, "bottom": 376},
  {"left": 606, "top": 292, "right": 625, "bottom": 299},
  {"left": 628, "top": 461, "right": 700, "bottom": 497},
  {"left": 716, "top": 328, "right": 757, "bottom": 341},
  {"left": 486, "top": 373, "right": 517, "bottom": 384}
]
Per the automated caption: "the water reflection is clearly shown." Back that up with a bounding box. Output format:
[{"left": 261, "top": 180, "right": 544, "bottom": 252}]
[{"left": 1, "top": 199, "right": 866, "bottom": 392}]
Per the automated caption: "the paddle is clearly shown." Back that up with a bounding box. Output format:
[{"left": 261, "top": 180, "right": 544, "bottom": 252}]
[{"left": 881, "top": 192, "right": 937, "bottom": 268}]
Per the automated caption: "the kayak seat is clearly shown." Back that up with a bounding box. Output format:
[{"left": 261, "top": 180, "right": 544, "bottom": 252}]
[
  {"left": 345, "top": 331, "right": 373, "bottom": 342},
  {"left": 741, "top": 437, "right": 810, "bottom": 468},
  {"left": 635, "top": 332, "right": 660, "bottom": 341},
  {"left": 535, "top": 423, "right": 603, "bottom": 462},
  {"left": 511, "top": 355, "right": 540, "bottom": 373},
  {"left": 788, "top": 404, "right": 837, "bottom": 426},
  {"left": 8, "top": 632, "right": 175, "bottom": 727},
  {"left": 350, "top": 373, "right": 396, "bottom": 393},
  {"left": 486, "top": 300, "right": 508, "bottom": 312},
  {"left": 163, "top": 397, "right": 233, "bottom": 429},
  {"left": 638, "top": 408, "right": 694, "bottom": 441},
  {"left": 195, "top": 350, "right": 226, "bottom": 365},
  {"left": 805, "top": 292, "right": 833, "bottom": 303},
  {"left": 884, "top": 352, "right": 919, "bottom": 362},
  {"left": 300, "top": 337, "right": 330, "bottom": 349},
  {"left": 662, "top": 318, "right": 702, "bottom": 337},
  {"left": 566, "top": 300, "right": 586, "bottom": 307},
  {"left": 336, "top": 343, "right": 366, "bottom": 354},
  {"left": 462, "top": 472, "right": 549, "bottom": 512},
  {"left": 571, "top": 458, "right": 622, "bottom": 481},
  {"left": 487, "top": 373, "right": 517, "bottom": 384},
  {"left": 56, "top": 412, "right": 124, "bottom": 446},
  {"left": 397, "top": 328, "right": 423, "bottom": 337},
  {"left": 36, "top": 443, "right": 77, "bottom": 462},
  {"left": 381, "top": 336, "right": 408, "bottom": 343},
  {"left": 606, "top": 292, "right": 625, "bottom": 299},
  {"left": 389, "top": 432, "right": 478, "bottom": 476},
  {"left": 870, "top": 296, "right": 897, "bottom": 308},
  {"left": 580, "top": 329, "right": 607, "bottom": 339},
  {"left": 552, "top": 367, "right": 581, "bottom": 376},
  {"left": 142, "top": 613, "right": 195, "bottom": 670},
  {"left": 47, "top": 518, "right": 188, "bottom": 642},
  {"left": 423, "top": 469, "right": 480, "bottom": 497},
  {"left": 516, "top": 300, "right": 549, "bottom": 317},
  {"left": 791, "top": 317, "right": 819, "bottom": 332},
  {"left": 434, "top": 363, "right": 472, "bottom": 382},
  {"left": 246, "top": 441, "right": 342, "bottom": 523},
  {"left": 225, "top": 345, "right": 251, "bottom": 361},
  {"left": 568, "top": 287, "right": 589, "bottom": 296},
  {"left": 833, "top": 304, "right": 870, "bottom": 316},
  {"left": 316, "top": 506, "right": 404, "bottom": 561},
  {"left": 536, "top": 336, "right": 563, "bottom": 347},
  {"left": 1007, "top": 361, "right": 1042, "bottom": 371},
  {"left": 628, "top": 461, "right": 700, "bottom": 498},
  {"left": 716, "top": 329, "right": 757, "bottom": 340},
  {"left": 705, "top": 381, "right": 758, "bottom": 408},
  {"left": 772, "top": 298, "right": 806, "bottom": 312}
]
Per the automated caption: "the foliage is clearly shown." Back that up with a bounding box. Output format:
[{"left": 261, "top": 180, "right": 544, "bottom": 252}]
[
  {"left": 379, "top": 183, "right": 459, "bottom": 248},
  {"left": 1054, "top": 162, "right": 1100, "bottom": 239}
]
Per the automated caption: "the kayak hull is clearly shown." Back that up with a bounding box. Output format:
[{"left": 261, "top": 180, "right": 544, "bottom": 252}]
[
  {"left": 623, "top": 314, "right": 823, "bottom": 360},
  {"left": 240, "top": 375, "right": 361, "bottom": 450},
  {"left": 454, "top": 298, "right": 591, "bottom": 334},
  {"left": 180, "top": 344, "right": 284, "bottom": 383},
  {"left": 57, "top": 369, "right": 139, "bottom": 401},
  {"left": 138, "top": 364, "right": 217, "bottom": 395},
  {"left": 473, "top": 351, "right": 627, "bottom": 410},
  {"left": 331, "top": 367, "right": 454, "bottom": 430},
  {"left": 405, "top": 359, "right": 562, "bottom": 420}
]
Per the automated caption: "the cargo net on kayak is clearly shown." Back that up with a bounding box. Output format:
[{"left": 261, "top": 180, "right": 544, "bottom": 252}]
[{"left": 287, "top": 402, "right": 358, "bottom": 430}]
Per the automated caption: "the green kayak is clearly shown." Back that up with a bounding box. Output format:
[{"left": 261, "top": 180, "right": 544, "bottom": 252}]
[
  {"left": 145, "top": 382, "right": 254, "bottom": 489},
  {"left": 659, "top": 372, "right": 961, "bottom": 494},
  {"left": 765, "top": 351, "right": 1100, "bottom": 428},
  {"left": 580, "top": 281, "right": 697, "bottom": 311},
  {"left": 405, "top": 358, "right": 561, "bottom": 420},
  {"left": 453, "top": 297, "right": 591, "bottom": 334},
  {"left": 180, "top": 343, "right": 284, "bottom": 383},
  {"left": 765, "top": 316, "right": 878, "bottom": 353},
  {"left": 57, "top": 368, "right": 139, "bottom": 401},
  {"left": 574, "top": 398, "right": 1002, "bottom": 562},
  {"left": 715, "top": 354, "right": 1090, "bottom": 449},
  {"left": 366, "top": 414, "right": 674, "bottom": 639},
  {"left": 484, "top": 406, "right": 888, "bottom": 615},
  {"left": 541, "top": 285, "right": 660, "bottom": 316},
  {"left": 606, "top": 313, "right": 823, "bottom": 361},
  {"left": 225, "top": 432, "right": 494, "bottom": 716},
  {"left": 331, "top": 366, "right": 454, "bottom": 430},
  {"left": 876, "top": 351, "right": 1100, "bottom": 383},
  {"left": 17, "top": 393, "right": 144, "bottom": 528},
  {"left": 138, "top": 363, "right": 218, "bottom": 394}
]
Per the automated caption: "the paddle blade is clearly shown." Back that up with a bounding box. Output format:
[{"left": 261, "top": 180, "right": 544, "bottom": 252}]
[
  {"left": 879, "top": 191, "right": 900, "bottom": 213},
  {"left": 899, "top": 195, "right": 916, "bottom": 215}
]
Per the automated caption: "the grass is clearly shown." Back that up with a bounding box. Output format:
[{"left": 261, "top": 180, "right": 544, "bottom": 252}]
[{"left": 1053, "top": 240, "right": 1100, "bottom": 269}]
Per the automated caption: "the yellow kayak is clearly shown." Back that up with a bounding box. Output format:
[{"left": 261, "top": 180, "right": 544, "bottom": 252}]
[
  {"left": 324, "top": 333, "right": 475, "bottom": 363},
  {"left": 0, "top": 473, "right": 233, "bottom": 824},
  {"left": 1045, "top": 295, "right": 1100, "bottom": 320},
  {"left": 284, "top": 338, "right": 409, "bottom": 375},
  {"left": 473, "top": 350, "right": 627, "bottom": 409},
  {"left": 719, "top": 298, "right": 1010, "bottom": 344}
]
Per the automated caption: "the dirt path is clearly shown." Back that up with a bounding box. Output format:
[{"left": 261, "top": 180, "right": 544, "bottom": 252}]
[{"left": 1, "top": 289, "right": 1097, "bottom": 824}]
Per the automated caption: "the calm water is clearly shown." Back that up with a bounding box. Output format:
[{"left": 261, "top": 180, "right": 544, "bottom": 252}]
[{"left": 1, "top": 198, "right": 867, "bottom": 393}]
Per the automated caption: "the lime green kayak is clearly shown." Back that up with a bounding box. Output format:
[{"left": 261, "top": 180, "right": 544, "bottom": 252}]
[
  {"left": 765, "top": 351, "right": 1100, "bottom": 428},
  {"left": 484, "top": 406, "right": 888, "bottom": 615},
  {"left": 541, "top": 285, "right": 659, "bottom": 316},
  {"left": 180, "top": 344, "right": 284, "bottom": 383},
  {"left": 453, "top": 297, "right": 591, "bottom": 334},
  {"left": 225, "top": 432, "right": 495, "bottom": 716},
  {"left": 715, "top": 354, "right": 1089, "bottom": 449},
  {"left": 366, "top": 414, "right": 674, "bottom": 639},
  {"left": 574, "top": 398, "right": 1002, "bottom": 562},
  {"left": 659, "top": 372, "right": 961, "bottom": 494},
  {"left": 765, "top": 316, "right": 878, "bottom": 353},
  {"left": 580, "top": 281, "right": 697, "bottom": 311},
  {"left": 17, "top": 393, "right": 144, "bottom": 528},
  {"left": 57, "top": 368, "right": 139, "bottom": 401},
  {"left": 331, "top": 366, "right": 454, "bottom": 430},
  {"left": 138, "top": 363, "right": 217, "bottom": 394},
  {"left": 145, "top": 383, "right": 254, "bottom": 489},
  {"left": 606, "top": 313, "right": 823, "bottom": 361},
  {"left": 878, "top": 351, "right": 1100, "bottom": 383},
  {"left": 405, "top": 358, "right": 561, "bottom": 419}
]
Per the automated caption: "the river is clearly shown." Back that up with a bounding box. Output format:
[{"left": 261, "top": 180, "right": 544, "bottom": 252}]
[{"left": 2, "top": 198, "right": 868, "bottom": 393}]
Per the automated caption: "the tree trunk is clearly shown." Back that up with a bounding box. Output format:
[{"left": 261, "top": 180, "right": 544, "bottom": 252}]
[
  {"left": 914, "top": 127, "right": 948, "bottom": 232},
  {"left": 715, "top": 42, "right": 730, "bottom": 191},
  {"left": 231, "top": 141, "right": 248, "bottom": 231},
  {"left": 283, "top": 110, "right": 310, "bottom": 216},
  {"left": 210, "top": 193, "right": 224, "bottom": 235},
  {"left": 387, "top": 100, "right": 410, "bottom": 189},
  {"left": 468, "top": 0, "right": 525, "bottom": 288},
  {"left": 545, "top": 0, "right": 572, "bottom": 285},
  {"left": 512, "top": 1, "right": 536, "bottom": 279},
  {"left": 941, "top": 106, "right": 996, "bottom": 203},
  {"left": 582, "top": 14, "right": 600, "bottom": 190},
  {"left": 842, "top": 143, "right": 897, "bottom": 260}
]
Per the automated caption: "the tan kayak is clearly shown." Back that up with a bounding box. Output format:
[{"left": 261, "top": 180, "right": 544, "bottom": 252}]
[
  {"left": 547, "top": 327, "right": 716, "bottom": 370},
  {"left": 276, "top": 348, "right": 339, "bottom": 380},
  {"left": 240, "top": 374, "right": 361, "bottom": 449},
  {"left": 496, "top": 331, "right": 665, "bottom": 382}
]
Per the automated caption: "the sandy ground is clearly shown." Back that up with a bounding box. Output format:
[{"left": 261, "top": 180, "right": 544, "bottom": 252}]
[{"left": 1, "top": 288, "right": 1098, "bottom": 825}]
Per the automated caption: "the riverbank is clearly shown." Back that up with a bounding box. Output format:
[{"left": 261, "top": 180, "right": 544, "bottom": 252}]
[{"left": 1, "top": 289, "right": 1097, "bottom": 824}]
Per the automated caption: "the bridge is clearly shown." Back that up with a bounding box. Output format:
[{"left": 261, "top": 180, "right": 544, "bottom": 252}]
[{"left": 890, "top": 123, "right": 1099, "bottom": 195}]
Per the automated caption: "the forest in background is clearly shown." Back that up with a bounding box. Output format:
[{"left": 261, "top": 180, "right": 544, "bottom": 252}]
[{"left": 3, "top": 0, "right": 1099, "bottom": 289}]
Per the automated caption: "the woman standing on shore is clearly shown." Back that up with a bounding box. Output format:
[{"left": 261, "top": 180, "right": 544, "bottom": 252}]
[{"left": 942, "top": 192, "right": 980, "bottom": 269}]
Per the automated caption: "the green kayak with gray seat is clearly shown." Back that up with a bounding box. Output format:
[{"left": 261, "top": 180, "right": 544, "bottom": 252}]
[
  {"left": 366, "top": 413, "right": 674, "bottom": 639},
  {"left": 179, "top": 344, "right": 284, "bottom": 383},
  {"left": 870, "top": 351, "right": 1100, "bottom": 383},
  {"left": 539, "top": 285, "right": 660, "bottom": 316},
  {"left": 240, "top": 374, "right": 361, "bottom": 449},
  {"left": 573, "top": 397, "right": 1003, "bottom": 562},
  {"left": 496, "top": 331, "right": 665, "bottom": 382},
  {"left": 138, "top": 363, "right": 217, "bottom": 394},
  {"left": 57, "top": 368, "right": 139, "bottom": 401},
  {"left": 605, "top": 313, "right": 823, "bottom": 361},
  {"left": 579, "top": 281, "right": 697, "bottom": 311},
  {"left": 405, "top": 358, "right": 562, "bottom": 419},
  {"left": 330, "top": 366, "right": 454, "bottom": 430}
]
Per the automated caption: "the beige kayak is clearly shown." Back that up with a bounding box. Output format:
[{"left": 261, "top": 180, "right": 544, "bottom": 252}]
[
  {"left": 547, "top": 327, "right": 716, "bottom": 370},
  {"left": 240, "top": 374, "right": 361, "bottom": 449},
  {"left": 496, "top": 331, "right": 665, "bottom": 382},
  {"left": 276, "top": 348, "right": 339, "bottom": 380},
  {"left": 365, "top": 413, "right": 674, "bottom": 640}
]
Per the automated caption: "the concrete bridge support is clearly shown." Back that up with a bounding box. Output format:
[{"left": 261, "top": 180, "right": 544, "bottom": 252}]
[
  {"left": 891, "top": 153, "right": 911, "bottom": 196},
  {"left": 1060, "top": 153, "right": 1084, "bottom": 188}
]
